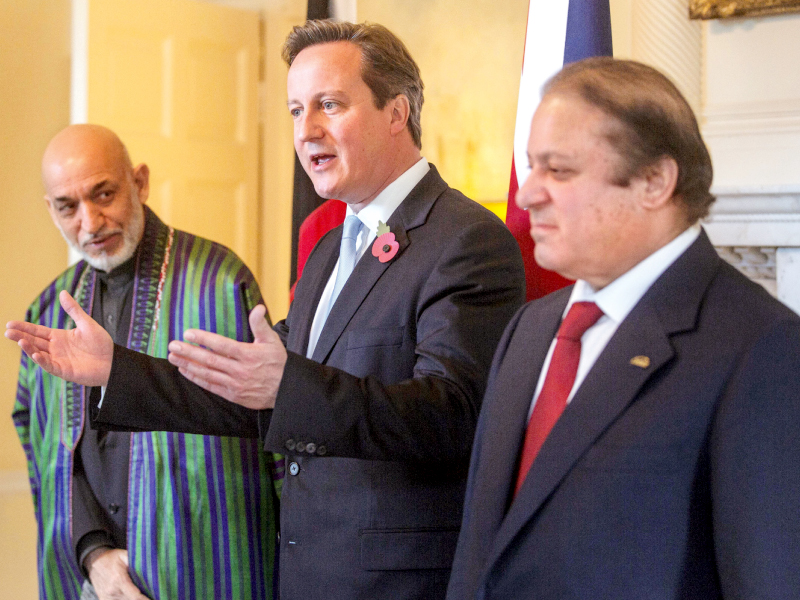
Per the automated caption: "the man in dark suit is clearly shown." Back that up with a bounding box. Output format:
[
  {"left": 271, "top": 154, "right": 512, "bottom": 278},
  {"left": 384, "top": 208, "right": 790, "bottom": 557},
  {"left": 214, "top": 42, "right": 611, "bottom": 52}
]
[
  {"left": 7, "top": 21, "right": 525, "bottom": 600},
  {"left": 446, "top": 57, "right": 800, "bottom": 599}
]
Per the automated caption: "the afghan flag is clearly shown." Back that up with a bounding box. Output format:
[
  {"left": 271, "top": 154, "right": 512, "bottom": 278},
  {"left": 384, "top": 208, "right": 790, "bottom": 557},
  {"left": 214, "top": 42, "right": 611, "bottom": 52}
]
[{"left": 506, "top": 0, "right": 613, "bottom": 301}]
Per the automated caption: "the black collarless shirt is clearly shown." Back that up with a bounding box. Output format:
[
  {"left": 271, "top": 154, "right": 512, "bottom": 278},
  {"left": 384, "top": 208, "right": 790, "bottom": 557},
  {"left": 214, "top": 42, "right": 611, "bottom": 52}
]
[{"left": 73, "top": 254, "right": 137, "bottom": 568}]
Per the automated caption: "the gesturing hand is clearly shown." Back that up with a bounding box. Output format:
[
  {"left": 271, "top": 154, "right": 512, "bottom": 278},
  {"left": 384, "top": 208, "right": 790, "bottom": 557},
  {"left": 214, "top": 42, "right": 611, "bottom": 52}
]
[
  {"left": 167, "top": 304, "right": 287, "bottom": 409},
  {"left": 5, "top": 290, "right": 114, "bottom": 386}
]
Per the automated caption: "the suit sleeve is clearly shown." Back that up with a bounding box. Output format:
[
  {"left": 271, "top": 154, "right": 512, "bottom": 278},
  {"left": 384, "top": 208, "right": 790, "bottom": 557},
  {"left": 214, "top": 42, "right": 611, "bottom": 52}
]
[
  {"left": 92, "top": 345, "right": 261, "bottom": 438},
  {"left": 93, "top": 251, "right": 269, "bottom": 439},
  {"left": 273, "top": 318, "right": 289, "bottom": 346},
  {"left": 711, "top": 318, "right": 800, "bottom": 599},
  {"left": 71, "top": 465, "right": 115, "bottom": 573},
  {"left": 446, "top": 303, "right": 530, "bottom": 599},
  {"left": 265, "top": 218, "right": 526, "bottom": 463}
]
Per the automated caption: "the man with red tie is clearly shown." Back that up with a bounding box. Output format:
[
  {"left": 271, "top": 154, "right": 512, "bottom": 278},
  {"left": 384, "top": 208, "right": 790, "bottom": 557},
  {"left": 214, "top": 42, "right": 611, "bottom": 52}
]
[{"left": 446, "top": 57, "right": 800, "bottom": 599}]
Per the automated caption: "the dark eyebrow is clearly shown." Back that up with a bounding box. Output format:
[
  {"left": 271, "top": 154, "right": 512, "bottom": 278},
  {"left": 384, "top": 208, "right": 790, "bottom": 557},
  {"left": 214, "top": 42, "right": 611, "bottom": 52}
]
[
  {"left": 90, "top": 180, "right": 114, "bottom": 195},
  {"left": 529, "top": 151, "right": 574, "bottom": 164},
  {"left": 53, "top": 180, "right": 114, "bottom": 205},
  {"left": 287, "top": 90, "right": 349, "bottom": 107}
]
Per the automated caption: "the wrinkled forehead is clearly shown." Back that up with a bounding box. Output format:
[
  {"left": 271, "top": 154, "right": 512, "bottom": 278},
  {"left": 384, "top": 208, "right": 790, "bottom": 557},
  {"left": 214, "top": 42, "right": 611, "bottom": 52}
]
[
  {"left": 43, "top": 150, "right": 130, "bottom": 198},
  {"left": 287, "top": 41, "right": 365, "bottom": 93},
  {"left": 44, "top": 125, "right": 130, "bottom": 180}
]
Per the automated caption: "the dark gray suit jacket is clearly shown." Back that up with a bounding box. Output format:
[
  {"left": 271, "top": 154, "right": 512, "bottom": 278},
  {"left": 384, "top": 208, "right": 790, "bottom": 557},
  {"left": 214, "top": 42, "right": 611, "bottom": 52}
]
[
  {"left": 446, "top": 230, "right": 800, "bottom": 600},
  {"left": 96, "top": 166, "right": 526, "bottom": 599}
]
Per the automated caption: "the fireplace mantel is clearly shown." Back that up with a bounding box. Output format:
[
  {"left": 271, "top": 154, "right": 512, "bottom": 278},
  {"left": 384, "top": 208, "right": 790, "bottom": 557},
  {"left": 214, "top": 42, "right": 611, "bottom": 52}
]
[{"left": 704, "top": 185, "right": 800, "bottom": 313}]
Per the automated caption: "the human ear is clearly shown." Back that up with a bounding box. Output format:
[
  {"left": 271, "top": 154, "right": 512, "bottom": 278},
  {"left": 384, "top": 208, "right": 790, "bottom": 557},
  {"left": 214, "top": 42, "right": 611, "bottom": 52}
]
[
  {"left": 42, "top": 195, "right": 59, "bottom": 227},
  {"left": 640, "top": 156, "right": 678, "bottom": 210},
  {"left": 389, "top": 94, "right": 410, "bottom": 136},
  {"left": 132, "top": 163, "right": 150, "bottom": 204}
]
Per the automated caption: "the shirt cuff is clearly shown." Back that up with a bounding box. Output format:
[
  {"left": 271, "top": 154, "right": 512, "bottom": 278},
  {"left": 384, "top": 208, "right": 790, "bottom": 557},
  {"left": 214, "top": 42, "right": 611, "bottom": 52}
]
[{"left": 77, "top": 530, "right": 115, "bottom": 577}]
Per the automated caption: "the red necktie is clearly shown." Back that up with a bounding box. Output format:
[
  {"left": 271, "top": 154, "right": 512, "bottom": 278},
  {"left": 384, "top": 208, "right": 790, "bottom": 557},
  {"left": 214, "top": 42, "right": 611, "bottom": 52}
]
[{"left": 514, "top": 301, "right": 604, "bottom": 496}]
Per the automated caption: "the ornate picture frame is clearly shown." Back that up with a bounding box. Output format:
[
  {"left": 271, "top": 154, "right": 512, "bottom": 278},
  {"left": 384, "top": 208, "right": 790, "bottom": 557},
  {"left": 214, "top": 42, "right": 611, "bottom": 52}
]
[{"left": 690, "top": 0, "right": 800, "bottom": 19}]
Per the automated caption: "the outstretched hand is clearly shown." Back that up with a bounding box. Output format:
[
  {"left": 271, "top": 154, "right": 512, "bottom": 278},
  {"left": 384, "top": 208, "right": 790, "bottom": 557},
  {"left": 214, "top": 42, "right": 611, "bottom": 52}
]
[
  {"left": 167, "top": 304, "right": 286, "bottom": 409},
  {"left": 5, "top": 290, "right": 114, "bottom": 386}
]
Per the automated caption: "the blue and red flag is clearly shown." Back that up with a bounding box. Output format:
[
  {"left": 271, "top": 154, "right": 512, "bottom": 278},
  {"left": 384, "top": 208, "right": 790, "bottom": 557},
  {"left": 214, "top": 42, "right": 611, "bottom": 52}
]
[{"left": 506, "top": 0, "right": 613, "bottom": 301}]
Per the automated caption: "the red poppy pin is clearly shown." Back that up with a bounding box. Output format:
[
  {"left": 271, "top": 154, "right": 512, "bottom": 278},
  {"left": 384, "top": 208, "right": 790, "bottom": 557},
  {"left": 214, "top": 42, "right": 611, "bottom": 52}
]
[{"left": 372, "top": 220, "right": 399, "bottom": 263}]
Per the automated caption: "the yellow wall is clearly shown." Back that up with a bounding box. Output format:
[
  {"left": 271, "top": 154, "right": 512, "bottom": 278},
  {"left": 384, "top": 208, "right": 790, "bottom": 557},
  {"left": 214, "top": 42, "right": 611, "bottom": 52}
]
[
  {"left": 359, "top": 0, "right": 528, "bottom": 209},
  {"left": 0, "top": 1, "right": 72, "bottom": 597},
  {"left": 259, "top": 1, "right": 306, "bottom": 321}
]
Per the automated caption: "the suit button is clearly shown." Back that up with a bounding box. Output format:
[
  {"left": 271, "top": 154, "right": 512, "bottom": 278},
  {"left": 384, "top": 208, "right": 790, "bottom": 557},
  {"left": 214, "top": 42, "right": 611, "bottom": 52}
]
[
  {"left": 285, "top": 439, "right": 296, "bottom": 451},
  {"left": 288, "top": 462, "right": 300, "bottom": 476},
  {"left": 108, "top": 503, "right": 120, "bottom": 514},
  {"left": 305, "top": 442, "right": 316, "bottom": 454},
  {"left": 295, "top": 441, "right": 306, "bottom": 453},
  {"left": 316, "top": 445, "right": 327, "bottom": 456}
]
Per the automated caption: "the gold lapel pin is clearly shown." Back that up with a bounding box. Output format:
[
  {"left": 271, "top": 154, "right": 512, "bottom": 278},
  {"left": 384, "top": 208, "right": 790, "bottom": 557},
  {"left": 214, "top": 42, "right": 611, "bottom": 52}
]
[{"left": 630, "top": 355, "right": 650, "bottom": 368}]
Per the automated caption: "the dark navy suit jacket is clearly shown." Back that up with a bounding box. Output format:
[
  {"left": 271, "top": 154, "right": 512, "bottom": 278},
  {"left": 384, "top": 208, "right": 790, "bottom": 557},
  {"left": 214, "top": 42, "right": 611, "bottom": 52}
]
[
  {"left": 264, "top": 165, "right": 525, "bottom": 599},
  {"left": 96, "top": 165, "right": 526, "bottom": 600},
  {"left": 447, "top": 230, "right": 800, "bottom": 600}
]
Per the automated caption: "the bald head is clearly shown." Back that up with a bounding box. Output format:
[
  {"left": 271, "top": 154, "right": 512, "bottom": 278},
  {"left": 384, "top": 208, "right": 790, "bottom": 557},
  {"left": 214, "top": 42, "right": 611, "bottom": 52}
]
[
  {"left": 42, "top": 124, "right": 132, "bottom": 188},
  {"left": 42, "top": 124, "right": 149, "bottom": 272}
]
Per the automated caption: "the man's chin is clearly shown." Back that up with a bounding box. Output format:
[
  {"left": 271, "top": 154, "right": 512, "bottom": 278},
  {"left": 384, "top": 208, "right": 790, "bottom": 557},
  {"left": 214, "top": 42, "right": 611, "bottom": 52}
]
[
  {"left": 532, "top": 248, "right": 561, "bottom": 274},
  {"left": 307, "top": 174, "right": 340, "bottom": 200},
  {"left": 77, "top": 240, "right": 137, "bottom": 272},
  {"left": 311, "top": 185, "right": 337, "bottom": 201},
  {"left": 81, "top": 251, "right": 127, "bottom": 272}
]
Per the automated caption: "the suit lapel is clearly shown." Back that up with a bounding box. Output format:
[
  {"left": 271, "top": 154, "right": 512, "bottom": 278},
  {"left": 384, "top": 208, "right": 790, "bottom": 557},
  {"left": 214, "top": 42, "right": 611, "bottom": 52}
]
[
  {"left": 484, "top": 230, "right": 722, "bottom": 570},
  {"left": 310, "top": 166, "right": 448, "bottom": 364},
  {"left": 488, "top": 305, "right": 674, "bottom": 562},
  {"left": 287, "top": 230, "right": 340, "bottom": 355},
  {"left": 311, "top": 227, "right": 410, "bottom": 362},
  {"left": 475, "top": 291, "right": 570, "bottom": 515}
]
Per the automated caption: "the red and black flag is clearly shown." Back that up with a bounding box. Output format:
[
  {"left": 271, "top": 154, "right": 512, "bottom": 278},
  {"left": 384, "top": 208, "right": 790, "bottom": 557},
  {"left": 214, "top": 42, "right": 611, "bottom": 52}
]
[{"left": 505, "top": 0, "right": 613, "bottom": 300}]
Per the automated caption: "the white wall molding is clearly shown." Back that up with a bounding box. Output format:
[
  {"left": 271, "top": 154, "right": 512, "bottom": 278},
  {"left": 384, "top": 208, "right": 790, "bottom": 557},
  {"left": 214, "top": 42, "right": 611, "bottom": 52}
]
[
  {"left": 705, "top": 186, "right": 800, "bottom": 247},
  {"left": 716, "top": 246, "right": 776, "bottom": 278},
  {"left": 705, "top": 186, "right": 800, "bottom": 312},
  {"left": 703, "top": 98, "right": 800, "bottom": 137},
  {"left": 715, "top": 245, "right": 778, "bottom": 296},
  {"left": 702, "top": 15, "right": 800, "bottom": 189},
  {"left": 710, "top": 185, "right": 800, "bottom": 214}
]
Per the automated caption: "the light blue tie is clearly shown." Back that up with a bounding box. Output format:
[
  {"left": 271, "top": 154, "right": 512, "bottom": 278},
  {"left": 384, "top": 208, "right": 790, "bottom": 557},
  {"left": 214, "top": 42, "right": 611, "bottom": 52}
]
[{"left": 326, "top": 215, "right": 363, "bottom": 319}]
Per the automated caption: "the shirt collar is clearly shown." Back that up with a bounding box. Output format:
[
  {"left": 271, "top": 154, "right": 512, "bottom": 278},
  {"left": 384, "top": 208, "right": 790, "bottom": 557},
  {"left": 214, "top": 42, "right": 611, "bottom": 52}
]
[
  {"left": 568, "top": 224, "right": 702, "bottom": 324},
  {"left": 346, "top": 158, "right": 430, "bottom": 235},
  {"left": 95, "top": 249, "right": 138, "bottom": 290}
]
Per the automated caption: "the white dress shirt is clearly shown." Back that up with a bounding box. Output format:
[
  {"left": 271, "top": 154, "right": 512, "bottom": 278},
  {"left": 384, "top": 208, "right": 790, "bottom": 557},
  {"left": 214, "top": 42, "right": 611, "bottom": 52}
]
[
  {"left": 527, "top": 224, "right": 702, "bottom": 418},
  {"left": 305, "top": 158, "right": 430, "bottom": 358}
]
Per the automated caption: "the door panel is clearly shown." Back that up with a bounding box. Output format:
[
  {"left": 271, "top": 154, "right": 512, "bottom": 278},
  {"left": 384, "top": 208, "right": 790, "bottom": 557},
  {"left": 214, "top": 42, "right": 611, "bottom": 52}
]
[{"left": 81, "top": 0, "right": 260, "bottom": 269}]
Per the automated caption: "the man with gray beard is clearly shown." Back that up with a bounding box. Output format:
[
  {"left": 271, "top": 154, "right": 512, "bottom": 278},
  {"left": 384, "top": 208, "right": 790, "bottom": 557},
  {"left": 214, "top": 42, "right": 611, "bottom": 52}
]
[{"left": 12, "top": 124, "right": 279, "bottom": 600}]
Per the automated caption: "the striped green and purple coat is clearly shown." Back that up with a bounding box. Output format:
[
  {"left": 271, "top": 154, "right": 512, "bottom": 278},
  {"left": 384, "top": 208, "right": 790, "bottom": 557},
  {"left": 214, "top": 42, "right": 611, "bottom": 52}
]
[{"left": 12, "top": 207, "right": 281, "bottom": 600}]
